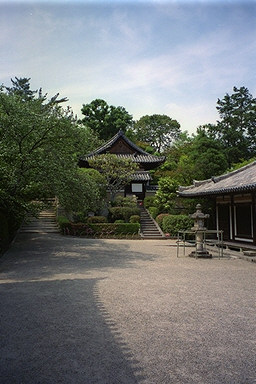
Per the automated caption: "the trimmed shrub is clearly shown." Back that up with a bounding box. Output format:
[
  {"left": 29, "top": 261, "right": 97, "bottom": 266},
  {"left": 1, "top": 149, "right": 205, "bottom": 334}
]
[
  {"left": 143, "top": 196, "right": 156, "bottom": 209},
  {"left": 59, "top": 220, "right": 140, "bottom": 238},
  {"left": 148, "top": 206, "right": 159, "bottom": 219},
  {"left": 113, "top": 223, "right": 140, "bottom": 235},
  {"left": 129, "top": 215, "right": 140, "bottom": 223},
  {"left": 111, "top": 196, "right": 137, "bottom": 208},
  {"left": 57, "top": 216, "right": 72, "bottom": 234},
  {"left": 90, "top": 223, "right": 140, "bottom": 237},
  {"left": 108, "top": 206, "right": 140, "bottom": 223},
  {"left": 87, "top": 216, "right": 107, "bottom": 224},
  {"left": 162, "top": 215, "right": 193, "bottom": 237},
  {"left": 156, "top": 213, "right": 170, "bottom": 228},
  {"left": 115, "top": 219, "right": 125, "bottom": 223}
]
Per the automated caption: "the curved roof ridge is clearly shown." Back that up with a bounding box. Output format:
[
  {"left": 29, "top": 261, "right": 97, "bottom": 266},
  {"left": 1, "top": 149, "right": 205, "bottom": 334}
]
[
  {"left": 84, "top": 129, "right": 160, "bottom": 158},
  {"left": 213, "top": 160, "right": 256, "bottom": 182}
]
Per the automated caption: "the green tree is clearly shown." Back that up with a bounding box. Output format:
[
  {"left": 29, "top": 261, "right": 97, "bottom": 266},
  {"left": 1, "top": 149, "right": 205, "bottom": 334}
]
[
  {"left": 88, "top": 154, "right": 138, "bottom": 201},
  {"left": 207, "top": 86, "right": 256, "bottom": 166},
  {"left": 80, "top": 99, "right": 133, "bottom": 140},
  {"left": 57, "top": 168, "right": 107, "bottom": 214},
  {"left": 133, "top": 114, "right": 181, "bottom": 153},
  {"left": 154, "top": 177, "right": 179, "bottom": 213},
  {"left": 0, "top": 79, "right": 101, "bottom": 239},
  {"left": 187, "top": 127, "right": 229, "bottom": 180}
]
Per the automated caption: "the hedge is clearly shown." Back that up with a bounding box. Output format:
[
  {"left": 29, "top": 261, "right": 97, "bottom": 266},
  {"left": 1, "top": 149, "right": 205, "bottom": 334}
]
[
  {"left": 108, "top": 206, "right": 140, "bottom": 223},
  {"left": 155, "top": 213, "right": 170, "bottom": 228},
  {"left": 59, "top": 221, "right": 140, "bottom": 238},
  {"left": 162, "top": 214, "right": 193, "bottom": 237},
  {"left": 87, "top": 216, "right": 107, "bottom": 224},
  {"left": 129, "top": 215, "right": 140, "bottom": 223}
]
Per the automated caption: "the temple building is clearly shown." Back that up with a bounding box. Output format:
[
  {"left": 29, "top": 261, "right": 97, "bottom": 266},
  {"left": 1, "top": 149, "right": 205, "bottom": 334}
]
[
  {"left": 79, "top": 130, "right": 165, "bottom": 201},
  {"left": 178, "top": 160, "right": 256, "bottom": 245}
]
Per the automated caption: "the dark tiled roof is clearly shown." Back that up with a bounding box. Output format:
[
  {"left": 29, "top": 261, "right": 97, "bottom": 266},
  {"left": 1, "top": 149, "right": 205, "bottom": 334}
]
[
  {"left": 178, "top": 160, "right": 256, "bottom": 197},
  {"left": 92, "top": 130, "right": 150, "bottom": 155},
  {"left": 85, "top": 153, "right": 165, "bottom": 164},
  {"left": 81, "top": 130, "right": 165, "bottom": 164},
  {"left": 132, "top": 171, "right": 151, "bottom": 181}
]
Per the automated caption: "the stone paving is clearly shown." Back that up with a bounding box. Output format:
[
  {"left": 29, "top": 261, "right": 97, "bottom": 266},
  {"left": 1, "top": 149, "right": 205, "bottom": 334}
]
[{"left": 0, "top": 232, "right": 256, "bottom": 384}]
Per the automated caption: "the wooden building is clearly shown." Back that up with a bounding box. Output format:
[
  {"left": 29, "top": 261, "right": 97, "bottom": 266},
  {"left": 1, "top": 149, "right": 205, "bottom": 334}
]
[
  {"left": 178, "top": 161, "right": 256, "bottom": 245},
  {"left": 79, "top": 130, "right": 165, "bottom": 200}
]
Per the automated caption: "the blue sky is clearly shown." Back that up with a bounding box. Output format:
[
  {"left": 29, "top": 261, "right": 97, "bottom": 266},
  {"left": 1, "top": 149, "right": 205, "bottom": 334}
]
[{"left": 1, "top": 0, "right": 256, "bottom": 133}]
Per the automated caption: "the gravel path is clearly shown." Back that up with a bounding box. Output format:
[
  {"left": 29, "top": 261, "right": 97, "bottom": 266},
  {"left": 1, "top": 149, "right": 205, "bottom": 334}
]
[{"left": 0, "top": 233, "right": 256, "bottom": 384}]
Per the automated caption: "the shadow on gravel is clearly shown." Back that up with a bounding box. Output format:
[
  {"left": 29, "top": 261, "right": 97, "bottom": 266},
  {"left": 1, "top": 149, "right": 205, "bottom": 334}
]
[
  {"left": 0, "top": 233, "right": 151, "bottom": 383},
  {"left": 0, "top": 233, "right": 158, "bottom": 282},
  {"left": 0, "top": 277, "right": 145, "bottom": 384}
]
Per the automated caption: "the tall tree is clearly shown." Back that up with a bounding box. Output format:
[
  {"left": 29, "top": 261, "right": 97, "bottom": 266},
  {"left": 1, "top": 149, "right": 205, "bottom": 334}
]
[
  {"left": 80, "top": 99, "right": 133, "bottom": 140},
  {"left": 207, "top": 86, "right": 256, "bottom": 166},
  {"left": 88, "top": 154, "right": 138, "bottom": 201},
  {"left": 133, "top": 114, "right": 181, "bottom": 153},
  {"left": 0, "top": 79, "right": 102, "bottom": 239}
]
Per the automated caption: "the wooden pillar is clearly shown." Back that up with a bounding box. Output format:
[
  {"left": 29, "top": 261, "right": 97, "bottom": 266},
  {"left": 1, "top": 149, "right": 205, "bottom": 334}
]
[
  {"left": 230, "top": 194, "right": 235, "bottom": 241},
  {"left": 252, "top": 192, "right": 256, "bottom": 245}
]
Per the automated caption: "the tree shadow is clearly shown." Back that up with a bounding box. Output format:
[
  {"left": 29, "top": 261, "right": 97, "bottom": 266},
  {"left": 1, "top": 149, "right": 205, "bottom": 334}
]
[
  {"left": 0, "top": 233, "right": 158, "bottom": 282},
  {"left": 0, "top": 277, "right": 146, "bottom": 384}
]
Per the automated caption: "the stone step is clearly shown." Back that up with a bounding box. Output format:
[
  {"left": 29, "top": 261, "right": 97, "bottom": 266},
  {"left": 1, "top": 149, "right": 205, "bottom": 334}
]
[
  {"left": 139, "top": 206, "right": 166, "bottom": 239},
  {"left": 21, "top": 205, "right": 58, "bottom": 234}
]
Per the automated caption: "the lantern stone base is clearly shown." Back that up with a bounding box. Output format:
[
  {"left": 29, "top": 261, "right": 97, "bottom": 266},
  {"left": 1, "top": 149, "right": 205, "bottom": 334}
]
[{"left": 189, "top": 250, "right": 212, "bottom": 258}]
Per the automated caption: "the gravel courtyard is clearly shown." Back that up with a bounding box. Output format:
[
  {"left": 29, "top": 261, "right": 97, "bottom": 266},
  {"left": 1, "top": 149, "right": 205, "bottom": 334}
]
[{"left": 0, "top": 233, "right": 256, "bottom": 384}]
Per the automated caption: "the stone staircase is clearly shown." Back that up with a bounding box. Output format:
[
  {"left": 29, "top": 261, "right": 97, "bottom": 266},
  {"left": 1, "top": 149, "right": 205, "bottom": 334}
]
[
  {"left": 20, "top": 204, "right": 59, "bottom": 234},
  {"left": 139, "top": 206, "right": 166, "bottom": 239}
]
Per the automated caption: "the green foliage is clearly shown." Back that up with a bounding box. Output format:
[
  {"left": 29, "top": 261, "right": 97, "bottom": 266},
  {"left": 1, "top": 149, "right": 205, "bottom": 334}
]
[
  {"left": 87, "top": 216, "right": 107, "bottom": 223},
  {"left": 129, "top": 215, "right": 140, "bottom": 223},
  {"left": 108, "top": 206, "right": 140, "bottom": 223},
  {"left": 155, "top": 213, "right": 170, "bottom": 228},
  {"left": 133, "top": 114, "right": 181, "bottom": 153},
  {"left": 162, "top": 215, "right": 193, "bottom": 236},
  {"left": 114, "top": 219, "right": 125, "bottom": 223},
  {"left": 207, "top": 86, "right": 256, "bottom": 166},
  {"left": 57, "top": 216, "right": 72, "bottom": 234},
  {"left": 59, "top": 220, "right": 140, "bottom": 238},
  {"left": 89, "top": 154, "right": 138, "bottom": 201},
  {"left": 143, "top": 196, "right": 156, "bottom": 209},
  {"left": 111, "top": 196, "right": 137, "bottom": 208},
  {"left": 148, "top": 206, "right": 159, "bottom": 219},
  {"left": 56, "top": 168, "right": 107, "bottom": 214},
  {"left": 155, "top": 128, "right": 229, "bottom": 185},
  {"left": 154, "top": 177, "right": 179, "bottom": 213},
  {"left": 80, "top": 99, "right": 133, "bottom": 140},
  {"left": 0, "top": 78, "right": 102, "bottom": 236},
  {"left": 228, "top": 157, "right": 256, "bottom": 172},
  {"left": 90, "top": 223, "right": 140, "bottom": 237}
]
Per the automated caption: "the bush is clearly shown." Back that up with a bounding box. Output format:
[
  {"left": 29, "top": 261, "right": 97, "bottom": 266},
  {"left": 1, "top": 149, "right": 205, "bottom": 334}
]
[
  {"left": 57, "top": 216, "right": 71, "bottom": 234},
  {"left": 87, "top": 216, "right": 107, "bottom": 223},
  {"left": 129, "top": 215, "right": 140, "bottom": 223},
  {"left": 90, "top": 223, "right": 140, "bottom": 237},
  {"left": 143, "top": 196, "right": 156, "bottom": 209},
  {"left": 115, "top": 219, "right": 125, "bottom": 223},
  {"left": 59, "top": 219, "right": 140, "bottom": 238},
  {"left": 156, "top": 213, "right": 170, "bottom": 228},
  {"left": 111, "top": 196, "right": 137, "bottom": 208},
  {"left": 108, "top": 206, "right": 140, "bottom": 223},
  {"left": 162, "top": 215, "right": 193, "bottom": 237},
  {"left": 148, "top": 206, "right": 159, "bottom": 219}
]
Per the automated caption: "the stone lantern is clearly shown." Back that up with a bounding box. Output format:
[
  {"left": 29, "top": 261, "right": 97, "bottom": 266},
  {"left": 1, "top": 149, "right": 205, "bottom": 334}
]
[{"left": 189, "top": 204, "right": 212, "bottom": 258}]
